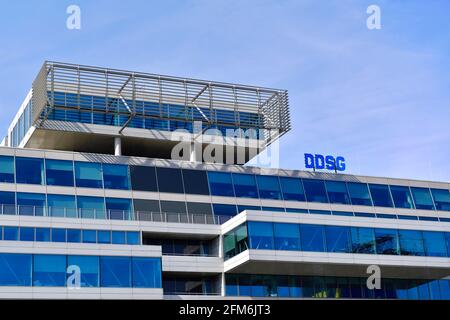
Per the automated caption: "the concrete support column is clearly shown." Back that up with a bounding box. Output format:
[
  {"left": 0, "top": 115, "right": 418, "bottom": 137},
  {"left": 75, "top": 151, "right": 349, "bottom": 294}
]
[
  {"left": 114, "top": 137, "right": 122, "bottom": 156},
  {"left": 220, "top": 273, "right": 226, "bottom": 297},
  {"left": 189, "top": 141, "right": 198, "bottom": 162}
]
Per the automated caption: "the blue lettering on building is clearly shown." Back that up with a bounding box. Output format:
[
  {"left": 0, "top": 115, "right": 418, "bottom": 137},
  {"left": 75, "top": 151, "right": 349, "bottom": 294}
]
[{"left": 304, "top": 154, "right": 346, "bottom": 172}]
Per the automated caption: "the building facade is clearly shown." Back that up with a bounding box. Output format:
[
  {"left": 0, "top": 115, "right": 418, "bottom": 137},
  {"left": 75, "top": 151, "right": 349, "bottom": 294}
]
[{"left": 0, "top": 62, "right": 449, "bottom": 299}]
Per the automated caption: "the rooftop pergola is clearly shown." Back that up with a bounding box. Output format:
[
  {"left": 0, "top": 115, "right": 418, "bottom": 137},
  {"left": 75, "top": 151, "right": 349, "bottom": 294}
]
[{"left": 32, "top": 61, "right": 291, "bottom": 146}]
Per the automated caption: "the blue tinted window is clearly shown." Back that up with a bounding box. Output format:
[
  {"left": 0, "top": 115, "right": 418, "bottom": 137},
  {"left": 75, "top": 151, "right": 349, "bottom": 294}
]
[
  {"left": 106, "top": 198, "right": 133, "bottom": 220},
  {"left": 156, "top": 168, "right": 184, "bottom": 194},
  {"left": 399, "top": 230, "right": 425, "bottom": 256},
  {"left": 3, "top": 226, "right": 18, "bottom": 240},
  {"left": 303, "top": 179, "right": 328, "bottom": 203},
  {"left": 375, "top": 228, "right": 399, "bottom": 255},
  {"left": 47, "top": 194, "right": 77, "bottom": 218},
  {"left": 300, "top": 224, "right": 325, "bottom": 252},
  {"left": 213, "top": 204, "right": 237, "bottom": 217},
  {"left": 273, "top": 223, "right": 300, "bottom": 251},
  {"left": 0, "top": 253, "right": 32, "bottom": 286},
  {"left": 256, "top": 176, "right": 282, "bottom": 200},
  {"left": 17, "top": 193, "right": 46, "bottom": 216},
  {"left": 233, "top": 174, "right": 258, "bottom": 198},
  {"left": 0, "top": 191, "right": 16, "bottom": 215},
  {"left": 67, "top": 229, "right": 81, "bottom": 243},
  {"left": 97, "top": 230, "right": 111, "bottom": 244},
  {"left": 422, "top": 231, "right": 447, "bottom": 257},
  {"left": 326, "top": 226, "right": 351, "bottom": 253},
  {"left": 132, "top": 258, "right": 162, "bottom": 288},
  {"left": 33, "top": 255, "right": 66, "bottom": 287},
  {"left": 411, "top": 187, "right": 435, "bottom": 210},
  {"left": 77, "top": 196, "right": 106, "bottom": 219},
  {"left": 45, "top": 159, "right": 74, "bottom": 187},
  {"left": 279, "top": 177, "right": 306, "bottom": 201},
  {"left": 208, "top": 172, "right": 234, "bottom": 197},
  {"left": 398, "top": 215, "right": 417, "bottom": 221},
  {"left": 325, "top": 181, "right": 350, "bottom": 205},
  {"left": 351, "top": 227, "right": 375, "bottom": 254},
  {"left": 332, "top": 211, "right": 353, "bottom": 217},
  {"left": 67, "top": 255, "right": 99, "bottom": 287},
  {"left": 75, "top": 162, "right": 103, "bottom": 188},
  {"left": 20, "top": 227, "right": 35, "bottom": 241},
  {"left": 182, "top": 169, "right": 210, "bottom": 195},
  {"left": 36, "top": 228, "right": 51, "bottom": 242},
  {"left": 347, "top": 183, "right": 372, "bottom": 206},
  {"left": 52, "top": 229, "right": 66, "bottom": 242},
  {"left": 354, "top": 212, "right": 375, "bottom": 218},
  {"left": 103, "top": 164, "right": 130, "bottom": 190},
  {"left": 100, "top": 256, "right": 131, "bottom": 288},
  {"left": 127, "top": 231, "right": 140, "bottom": 245},
  {"left": 430, "top": 189, "right": 450, "bottom": 211},
  {"left": 369, "top": 184, "right": 393, "bottom": 208},
  {"left": 248, "top": 222, "right": 274, "bottom": 250},
  {"left": 446, "top": 233, "right": 450, "bottom": 258},
  {"left": 390, "top": 186, "right": 414, "bottom": 209},
  {"left": 82, "top": 230, "right": 97, "bottom": 243},
  {"left": 15, "top": 157, "right": 44, "bottom": 185},
  {"left": 112, "top": 231, "right": 126, "bottom": 244},
  {"left": 0, "top": 156, "right": 15, "bottom": 183},
  {"left": 377, "top": 213, "right": 397, "bottom": 219}
]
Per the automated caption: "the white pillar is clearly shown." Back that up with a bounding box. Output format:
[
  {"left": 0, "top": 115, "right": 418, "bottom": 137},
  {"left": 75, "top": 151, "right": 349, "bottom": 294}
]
[{"left": 114, "top": 137, "right": 122, "bottom": 156}]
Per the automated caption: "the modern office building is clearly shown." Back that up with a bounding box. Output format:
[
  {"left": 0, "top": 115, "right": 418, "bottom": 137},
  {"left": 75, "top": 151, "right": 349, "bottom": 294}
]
[{"left": 0, "top": 61, "right": 449, "bottom": 299}]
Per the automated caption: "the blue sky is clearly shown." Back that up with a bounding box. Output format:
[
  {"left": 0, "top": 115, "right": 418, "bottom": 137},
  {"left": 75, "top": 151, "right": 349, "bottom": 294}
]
[{"left": 0, "top": 0, "right": 449, "bottom": 181}]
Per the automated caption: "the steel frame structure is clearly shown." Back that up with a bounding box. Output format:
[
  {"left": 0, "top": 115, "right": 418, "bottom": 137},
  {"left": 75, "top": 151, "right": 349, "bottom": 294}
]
[{"left": 32, "top": 61, "right": 291, "bottom": 145}]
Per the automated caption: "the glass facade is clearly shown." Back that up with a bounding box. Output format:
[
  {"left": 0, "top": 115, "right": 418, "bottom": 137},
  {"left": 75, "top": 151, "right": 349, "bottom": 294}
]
[
  {"left": 0, "top": 156, "right": 449, "bottom": 215},
  {"left": 224, "top": 221, "right": 450, "bottom": 260},
  {"left": 0, "top": 253, "right": 161, "bottom": 288},
  {"left": 226, "top": 274, "right": 450, "bottom": 299}
]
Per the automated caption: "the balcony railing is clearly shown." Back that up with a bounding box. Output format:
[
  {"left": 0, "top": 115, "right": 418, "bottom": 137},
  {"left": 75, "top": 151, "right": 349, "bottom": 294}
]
[{"left": 0, "top": 205, "right": 231, "bottom": 225}]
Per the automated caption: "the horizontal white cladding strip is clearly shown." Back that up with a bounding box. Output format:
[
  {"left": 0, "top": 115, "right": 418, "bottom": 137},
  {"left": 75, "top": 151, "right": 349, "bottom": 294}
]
[
  {"left": 0, "top": 146, "right": 449, "bottom": 190},
  {"left": 224, "top": 250, "right": 450, "bottom": 273},
  {"left": 222, "top": 211, "right": 450, "bottom": 234},
  {"left": 162, "top": 256, "right": 223, "bottom": 273},
  {"left": 0, "top": 287, "right": 163, "bottom": 300},
  {"left": 0, "top": 215, "right": 221, "bottom": 235},
  {"left": 0, "top": 242, "right": 161, "bottom": 257}
]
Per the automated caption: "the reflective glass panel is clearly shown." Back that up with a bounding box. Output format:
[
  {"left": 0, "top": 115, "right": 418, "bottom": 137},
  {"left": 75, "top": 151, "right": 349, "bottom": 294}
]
[
  {"left": 45, "top": 159, "right": 74, "bottom": 187},
  {"left": 0, "top": 156, "right": 15, "bottom": 183},
  {"left": 129, "top": 165, "right": 158, "bottom": 192},
  {"left": 15, "top": 157, "right": 44, "bottom": 185},
  {"left": 303, "top": 179, "right": 328, "bottom": 203},
  {"left": 35, "top": 228, "right": 51, "bottom": 242},
  {"left": 248, "top": 222, "right": 274, "bottom": 250},
  {"left": 75, "top": 162, "right": 103, "bottom": 188},
  {"left": 67, "top": 255, "right": 99, "bottom": 287},
  {"left": 369, "top": 184, "right": 393, "bottom": 208},
  {"left": 375, "top": 228, "right": 399, "bottom": 255},
  {"left": 207, "top": 172, "right": 234, "bottom": 197},
  {"left": 279, "top": 177, "right": 306, "bottom": 201},
  {"left": 0, "top": 253, "right": 32, "bottom": 286},
  {"left": 347, "top": 182, "right": 372, "bottom": 206},
  {"left": 182, "top": 169, "right": 209, "bottom": 195},
  {"left": 325, "top": 181, "right": 350, "bottom": 205},
  {"left": 17, "top": 192, "right": 46, "bottom": 216},
  {"left": 273, "top": 223, "right": 300, "bottom": 251},
  {"left": 430, "top": 189, "right": 450, "bottom": 211},
  {"left": 100, "top": 256, "right": 131, "bottom": 287},
  {"left": 103, "top": 164, "right": 130, "bottom": 190},
  {"left": 233, "top": 174, "right": 258, "bottom": 198},
  {"left": 256, "top": 176, "right": 282, "bottom": 200},
  {"left": 390, "top": 186, "right": 414, "bottom": 209},
  {"left": 77, "top": 196, "right": 106, "bottom": 219},
  {"left": 47, "top": 194, "right": 76, "bottom": 218},
  {"left": 33, "top": 255, "right": 66, "bottom": 287},
  {"left": 325, "top": 226, "right": 351, "bottom": 253},
  {"left": 411, "top": 187, "right": 435, "bottom": 210},
  {"left": 156, "top": 168, "right": 184, "bottom": 194},
  {"left": 105, "top": 198, "right": 132, "bottom": 220},
  {"left": 399, "top": 230, "right": 425, "bottom": 256},
  {"left": 422, "top": 231, "right": 447, "bottom": 257},
  {"left": 300, "top": 224, "right": 325, "bottom": 252},
  {"left": 350, "top": 227, "right": 375, "bottom": 254},
  {"left": 132, "top": 257, "right": 162, "bottom": 288}
]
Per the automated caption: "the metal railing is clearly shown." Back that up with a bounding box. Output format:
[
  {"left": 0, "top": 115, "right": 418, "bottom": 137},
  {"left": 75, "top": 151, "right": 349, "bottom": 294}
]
[{"left": 0, "top": 205, "right": 231, "bottom": 225}]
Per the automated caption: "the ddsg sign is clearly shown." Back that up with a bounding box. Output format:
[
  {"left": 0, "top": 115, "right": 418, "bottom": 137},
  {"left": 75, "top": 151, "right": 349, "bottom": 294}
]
[{"left": 304, "top": 153, "right": 346, "bottom": 172}]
